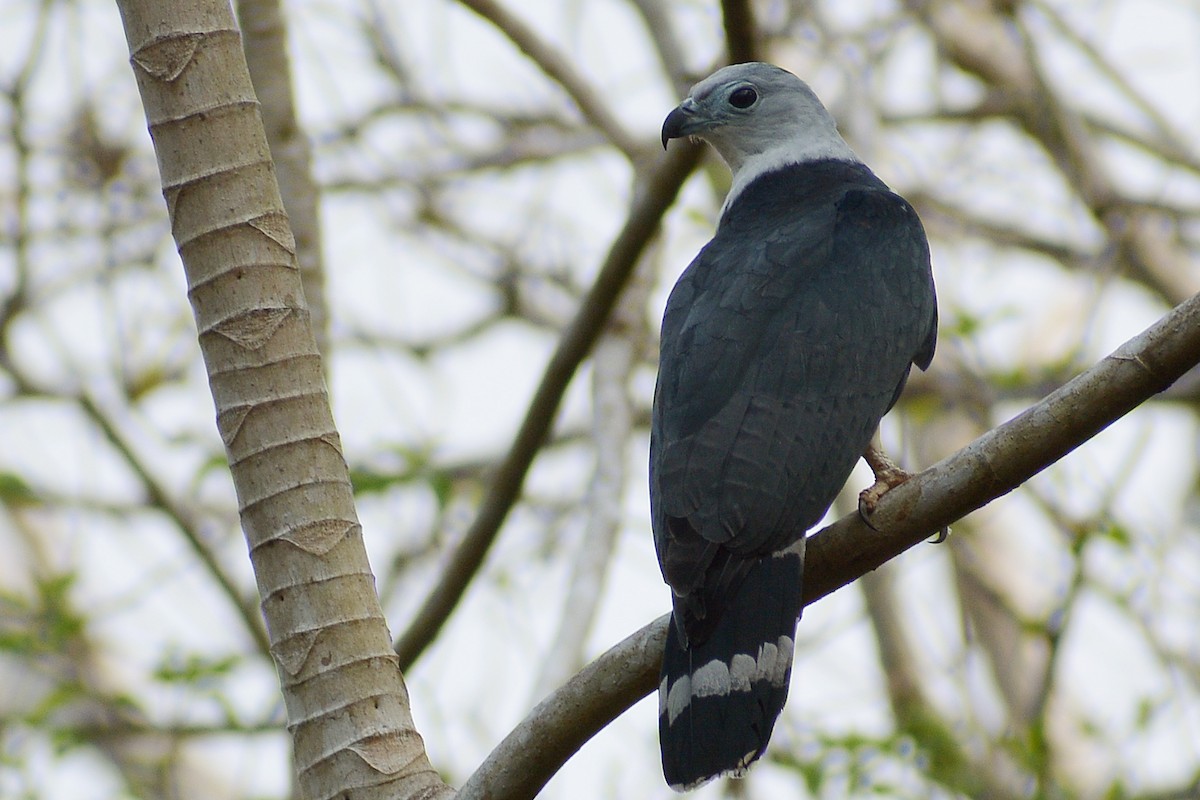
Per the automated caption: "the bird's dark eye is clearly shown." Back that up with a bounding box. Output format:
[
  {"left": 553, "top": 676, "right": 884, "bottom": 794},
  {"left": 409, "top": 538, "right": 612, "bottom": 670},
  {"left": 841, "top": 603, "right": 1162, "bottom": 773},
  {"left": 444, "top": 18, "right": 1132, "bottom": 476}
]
[{"left": 729, "top": 87, "right": 757, "bottom": 109}]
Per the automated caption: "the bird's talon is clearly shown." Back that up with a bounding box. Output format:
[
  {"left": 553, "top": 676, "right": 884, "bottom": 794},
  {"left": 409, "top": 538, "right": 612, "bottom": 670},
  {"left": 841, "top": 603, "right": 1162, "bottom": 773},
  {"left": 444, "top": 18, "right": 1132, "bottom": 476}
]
[
  {"left": 857, "top": 467, "right": 911, "bottom": 515},
  {"left": 857, "top": 497, "right": 883, "bottom": 531},
  {"left": 930, "top": 526, "right": 950, "bottom": 544},
  {"left": 859, "top": 440, "right": 914, "bottom": 520}
]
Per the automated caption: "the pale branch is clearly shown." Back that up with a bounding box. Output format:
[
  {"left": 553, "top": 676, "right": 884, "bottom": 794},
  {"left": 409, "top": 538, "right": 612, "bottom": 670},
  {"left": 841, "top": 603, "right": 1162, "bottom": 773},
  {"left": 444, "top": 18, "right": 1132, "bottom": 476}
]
[
  {"left": 859, "top": 561, "right": 1019, "bottom": 798},
  {"left": 321, "top": 99, "right": 589, "bottom": 153},
  {"left": 320, "top": 126, "right": 608, "bottom": 190},
  {"left": 360, "top": 0, "right": 414, "bottom": 90},
  {"left": 393, "top": 143, "right": 703, "bottom": 670},
  {"left": 905, "top": 191, "right": 1093, "bottom": 268},
  {"left": 948, "top": 520, "right": 1053, "bottom": 724},
  {"left": 455, "top": 0, "right": 644, "bottom": 161},
  {"left": 627, "top": 0, "right": 692, "bottom": 97},
  {"left": 803, "top": 289, "right": 1200, "bottom": 603},
  {"left": 68, "top": 719, "right": 285, "bottom": 740},
  {"left": 1082, "top": 114, "right": 1200, "bottom": 181},
  {"left": 885, "top": 101, "right": 1200, "bottom": 181},
  {"left": 1010, "top": 494, "right": 1088, "bottom": 767},
  {"left": 341, "top": 313, "right": 511, "bottom": 361},
  {"left": 0, "top": 83, "right": 38, "bottom": 375},
  {"left": 858, "top": 566, "right": 927, "bottom": 716},
  {"left": 459, "top": 287, "right": 1200, "bottom": 800},
  {"left": 5, "top": 0, "right": 53, "bottom": 97},
  {"left": 943, "top": 523, "right": 1065, "bottom": 795}
]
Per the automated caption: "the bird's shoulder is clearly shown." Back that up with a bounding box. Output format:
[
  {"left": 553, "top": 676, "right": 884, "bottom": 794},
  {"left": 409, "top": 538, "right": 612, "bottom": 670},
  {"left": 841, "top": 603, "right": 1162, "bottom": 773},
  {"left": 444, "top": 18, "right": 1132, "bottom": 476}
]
[
  {"left": 829, "top": 181, "right": 930, "bottom": 268},
  {"left": 659, "top": 160, "right": 906, "bottom": 356},
  {"left": 664, "top": 161, "right": 865, "bottom": 308},
  {"left": 826, "top": 179, "right": 938, "bottom": 371}
]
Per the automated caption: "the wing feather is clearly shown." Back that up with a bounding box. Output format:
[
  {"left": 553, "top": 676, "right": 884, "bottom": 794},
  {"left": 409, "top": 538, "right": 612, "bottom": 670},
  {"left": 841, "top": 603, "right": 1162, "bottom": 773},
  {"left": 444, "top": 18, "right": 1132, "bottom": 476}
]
[{"left": 650, "top": 162, "right": 937, "bottom": 641}]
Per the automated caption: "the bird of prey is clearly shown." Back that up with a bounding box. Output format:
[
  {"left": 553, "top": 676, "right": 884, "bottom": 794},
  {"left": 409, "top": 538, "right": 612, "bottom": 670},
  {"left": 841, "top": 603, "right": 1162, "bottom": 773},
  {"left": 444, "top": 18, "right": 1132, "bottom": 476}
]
[{"left": 652, "top": 62, "right": 938, "bottom": 790}]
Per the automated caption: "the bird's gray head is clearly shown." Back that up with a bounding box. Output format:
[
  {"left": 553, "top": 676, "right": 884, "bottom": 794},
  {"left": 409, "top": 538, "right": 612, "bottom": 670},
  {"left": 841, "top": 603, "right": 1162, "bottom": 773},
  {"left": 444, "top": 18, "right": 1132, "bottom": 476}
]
[{"left": 662, "top": 63, "right": 859, "bottom": 203}]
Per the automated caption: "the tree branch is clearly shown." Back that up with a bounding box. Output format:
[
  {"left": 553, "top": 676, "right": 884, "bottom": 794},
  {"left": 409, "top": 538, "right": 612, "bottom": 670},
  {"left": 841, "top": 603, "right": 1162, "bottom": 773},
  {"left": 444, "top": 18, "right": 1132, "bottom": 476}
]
[
  {"left": 394, "top": 144, "right": 704, "bottom": 670},
  {"left": 77, "top": 393, "right": 270, "bottom": 656},
  {"left": 628, "top": 0, "right": 691, "bottom": 96},
  {"left": 907, "top": 0, "right": 1199, "bottom": 307},
  {"left": 802, "top": 289, "right": 1200, "bottom": 604},
  {"left": 533, "top": 248, "right": 649, "bottom": 696},
  {"left": 721, "top": 0, "right": 759, "bottom": 65},
  {"left": 458, "top": 287, "right": 1200, "bottom": 800},
  {"left": 455, "top": 0, "right": 644, "bottom": 160},
  {"left": 457, "top": 615, "right": 667, "bottom": 800}
]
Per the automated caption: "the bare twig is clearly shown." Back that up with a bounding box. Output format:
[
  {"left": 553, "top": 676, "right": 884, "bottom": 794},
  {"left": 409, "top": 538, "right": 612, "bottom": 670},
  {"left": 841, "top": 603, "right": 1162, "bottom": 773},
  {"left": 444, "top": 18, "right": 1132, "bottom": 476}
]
[
  {"left": 77, "top": 393, "right": 270, "bottom": 655},
  {"left": 455, "top": 0, "right": 644, "bottom": 160},
  {"left": 394, "top": 144, "right": 704, "bottom": 670},
  {"left": 628, "top": 0, "right": 692, "bottom": 96}
]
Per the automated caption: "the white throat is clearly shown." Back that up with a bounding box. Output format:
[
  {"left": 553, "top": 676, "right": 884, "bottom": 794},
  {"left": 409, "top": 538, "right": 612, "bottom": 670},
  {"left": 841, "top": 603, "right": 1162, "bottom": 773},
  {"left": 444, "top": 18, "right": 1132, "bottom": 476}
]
[{"left": 720, "top": 135, "right": 860, "bottom": 218}]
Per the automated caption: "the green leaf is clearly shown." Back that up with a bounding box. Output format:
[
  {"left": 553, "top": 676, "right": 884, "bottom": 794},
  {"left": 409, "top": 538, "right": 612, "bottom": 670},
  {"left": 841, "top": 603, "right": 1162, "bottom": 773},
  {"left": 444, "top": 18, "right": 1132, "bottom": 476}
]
[
  {"left": 153, "top": 650, "right": 240, "bottom": 685},
  {"left": 1100, "top": 521, "right": 1132, "bottom": 549},
  {"left": 0, "top": 472, "right": 37, "bottom": 505}
]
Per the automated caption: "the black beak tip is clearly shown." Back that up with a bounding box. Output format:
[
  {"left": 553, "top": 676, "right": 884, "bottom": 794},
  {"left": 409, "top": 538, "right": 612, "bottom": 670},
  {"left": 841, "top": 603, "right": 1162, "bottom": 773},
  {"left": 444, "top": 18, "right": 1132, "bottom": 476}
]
[{"left": 661, "top": 105, "right": 689, "bottom": 151}]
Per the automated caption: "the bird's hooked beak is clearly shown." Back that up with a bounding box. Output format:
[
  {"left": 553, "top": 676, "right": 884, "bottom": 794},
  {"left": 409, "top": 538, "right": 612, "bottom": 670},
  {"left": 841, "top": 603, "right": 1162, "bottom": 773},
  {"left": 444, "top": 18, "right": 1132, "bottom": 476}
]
[{"left": 661, "top": 97, "right": 703, "bottom": 149}]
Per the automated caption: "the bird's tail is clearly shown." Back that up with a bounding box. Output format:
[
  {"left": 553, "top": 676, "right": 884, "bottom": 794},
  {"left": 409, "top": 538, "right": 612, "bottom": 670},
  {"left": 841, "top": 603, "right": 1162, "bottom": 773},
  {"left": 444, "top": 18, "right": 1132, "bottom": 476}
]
[{"left": 658, "top": 544, "right": 805, "bottom": 791}]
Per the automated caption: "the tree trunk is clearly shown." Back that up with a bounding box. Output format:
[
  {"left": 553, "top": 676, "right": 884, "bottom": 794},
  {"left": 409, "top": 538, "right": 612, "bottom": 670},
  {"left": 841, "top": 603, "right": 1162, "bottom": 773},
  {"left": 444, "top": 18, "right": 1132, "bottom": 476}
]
[{"left": 112, "top": 2, "right": 452, "bottom": 798}]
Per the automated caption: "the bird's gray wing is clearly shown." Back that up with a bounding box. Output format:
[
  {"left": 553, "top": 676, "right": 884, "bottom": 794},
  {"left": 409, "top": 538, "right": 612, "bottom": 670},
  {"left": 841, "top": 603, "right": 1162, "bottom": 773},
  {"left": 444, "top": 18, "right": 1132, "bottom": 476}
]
[{"left": 651, "top": 179, "right": 936, "bottom": 630}]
